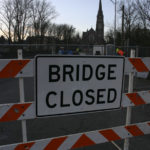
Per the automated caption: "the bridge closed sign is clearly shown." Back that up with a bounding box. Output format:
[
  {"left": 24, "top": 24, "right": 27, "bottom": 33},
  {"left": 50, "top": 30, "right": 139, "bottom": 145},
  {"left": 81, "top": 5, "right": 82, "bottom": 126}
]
[{"left": 35, "top": 56, "right": 125, "bottom": 117}]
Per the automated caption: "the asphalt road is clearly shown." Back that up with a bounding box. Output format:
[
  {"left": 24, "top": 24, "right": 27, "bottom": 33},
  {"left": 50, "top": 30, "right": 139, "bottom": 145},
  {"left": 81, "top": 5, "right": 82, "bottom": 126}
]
[{"left": 0, "top": 77, "right": 150, "bottom": 150}]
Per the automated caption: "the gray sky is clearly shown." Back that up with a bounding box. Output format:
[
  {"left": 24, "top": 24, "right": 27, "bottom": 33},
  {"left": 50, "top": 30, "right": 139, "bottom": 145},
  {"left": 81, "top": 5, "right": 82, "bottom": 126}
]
[{"left": 51, "top": 0, "right": 117, "bottom": 33}]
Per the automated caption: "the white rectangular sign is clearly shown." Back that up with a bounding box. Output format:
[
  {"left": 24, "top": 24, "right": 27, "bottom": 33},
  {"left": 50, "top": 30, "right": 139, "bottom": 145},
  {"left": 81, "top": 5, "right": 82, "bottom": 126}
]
[{"left": 35, "top": 56, "right": 125, "bottom": 117}]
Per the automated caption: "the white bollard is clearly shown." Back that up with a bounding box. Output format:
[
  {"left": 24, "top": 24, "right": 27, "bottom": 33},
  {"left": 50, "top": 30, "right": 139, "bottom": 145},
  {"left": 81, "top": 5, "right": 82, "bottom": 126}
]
[
  {"left": 18, "top": 49, "right": 27, "bottom": 143},
  {"left": 124, "top": 49, "right": 135, "bottom": 150}
]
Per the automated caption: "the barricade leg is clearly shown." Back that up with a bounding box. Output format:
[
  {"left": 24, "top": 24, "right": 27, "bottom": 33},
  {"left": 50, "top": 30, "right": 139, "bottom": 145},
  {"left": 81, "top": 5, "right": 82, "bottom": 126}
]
[
  {"left": 124, "top": 49, "right": 135, "bottom": 150},
  {"left": 18, "top": 49, "right": 27, "bottom": 143}
]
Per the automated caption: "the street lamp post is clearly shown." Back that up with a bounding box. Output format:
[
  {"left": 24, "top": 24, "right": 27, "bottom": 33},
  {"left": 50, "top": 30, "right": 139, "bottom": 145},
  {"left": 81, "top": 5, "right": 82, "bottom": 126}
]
[
  {"left": 114, "top": 0, "right": 116, "bottom": 47},
  {"left": 110, "top": 0, "right": 117, "bottom": 48}
]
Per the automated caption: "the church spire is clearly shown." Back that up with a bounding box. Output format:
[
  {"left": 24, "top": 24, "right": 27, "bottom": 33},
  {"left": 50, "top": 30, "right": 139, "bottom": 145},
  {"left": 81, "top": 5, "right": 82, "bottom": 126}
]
[
  {"left": 98, "top": 0, "right": 102, "bottom": 14},
  {"left": 96, "top": 0, "right": 104, "bottom": 44}
]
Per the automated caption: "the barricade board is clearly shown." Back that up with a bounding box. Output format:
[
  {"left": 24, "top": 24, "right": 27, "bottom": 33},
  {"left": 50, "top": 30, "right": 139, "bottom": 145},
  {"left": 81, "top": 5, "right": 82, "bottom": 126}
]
[{"left": 35, "top": 56, "right": 125, "bottom": 117}]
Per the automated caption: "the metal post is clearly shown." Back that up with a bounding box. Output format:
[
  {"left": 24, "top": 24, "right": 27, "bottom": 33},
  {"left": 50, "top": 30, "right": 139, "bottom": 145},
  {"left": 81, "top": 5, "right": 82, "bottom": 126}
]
[
  {"left": 136, "top": 46, "right": 139, "bottom": 57},
  {"left": 18, "top": 49, "right": 27, "bottom": 143},
  {"left": 114, "top": 0, "right": 117, "bottom": 47},
  {"left": 110, "top": 0, "right": 117, "bottom": 49},
  {"left": 112, "top": 141, "right": 122, "bottom": 150},
  {"left": 124, "top": 49, "right": 135, "bottom": 150},
  {"left": 122, "top": 4, "right": 125, "bottom": 46}
]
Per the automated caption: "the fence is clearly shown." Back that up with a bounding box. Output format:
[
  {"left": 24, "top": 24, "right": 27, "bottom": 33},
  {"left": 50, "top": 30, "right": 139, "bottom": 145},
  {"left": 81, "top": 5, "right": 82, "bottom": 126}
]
[
  {"left": 0, "top": 44, "right": 150, "bottom": 59},
  {"left": 0, "top": 44, "right": 94, "bottom": 59},
  {"left": 0, "top": 49, "right": 150, "bottom": 150}
]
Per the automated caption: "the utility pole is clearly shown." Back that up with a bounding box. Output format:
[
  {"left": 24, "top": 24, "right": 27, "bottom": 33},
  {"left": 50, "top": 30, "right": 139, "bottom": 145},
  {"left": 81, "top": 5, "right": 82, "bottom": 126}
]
[
  {"left": 114, "top": 0, "right": 117, "bottom": 48},
  {"left": 122, "top": 4, "right": 125, "bottom": 47},
  {"left": 110, "top": 0, "right": 117, "bottom": 48}
]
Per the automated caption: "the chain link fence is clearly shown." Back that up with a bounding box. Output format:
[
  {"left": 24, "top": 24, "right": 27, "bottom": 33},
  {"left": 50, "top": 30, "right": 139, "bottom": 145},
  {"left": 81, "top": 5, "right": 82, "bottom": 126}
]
[
  {"left": 106, "top": 45, "right": 150, "bottom": 57},
  {"left": 0, "top": 44, "right": 93, "bottom": 59},
  {"left": 0, "top": 44, "right": 150, "bottom": 59}
]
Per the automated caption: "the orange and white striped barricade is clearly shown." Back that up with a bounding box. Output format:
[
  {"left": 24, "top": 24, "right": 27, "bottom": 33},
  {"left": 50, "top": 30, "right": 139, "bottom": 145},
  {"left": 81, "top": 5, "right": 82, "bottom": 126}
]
[
  {"left": 0, "top": 90, "right": 150, "bottom": 122},
  {"left": 0, "top": 59, "right": 33, "bottom": 78},
  {"left": 0, "top": 121, "right": 150, "bottom": 150},
  {"left": 0, "top": 56, "right": 150, "bottom": 150},
  {"left": 0, "top": 58, "right": 150, "bottom": 79}
]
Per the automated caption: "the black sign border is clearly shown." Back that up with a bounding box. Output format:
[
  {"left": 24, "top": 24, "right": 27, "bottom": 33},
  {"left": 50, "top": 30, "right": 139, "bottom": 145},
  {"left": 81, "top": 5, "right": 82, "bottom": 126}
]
[{"left": 35, "top": 55, "right": 125, "bottom": 118}]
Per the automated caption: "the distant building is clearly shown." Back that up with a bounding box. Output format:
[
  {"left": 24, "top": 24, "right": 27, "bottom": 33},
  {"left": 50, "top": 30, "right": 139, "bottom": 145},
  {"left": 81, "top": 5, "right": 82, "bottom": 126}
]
[
  {"left": 82, "top": 28, "right": 96, "bottom": 44},
  {"left": 82, "top": 0, "right": 104, "bottom": 45}
]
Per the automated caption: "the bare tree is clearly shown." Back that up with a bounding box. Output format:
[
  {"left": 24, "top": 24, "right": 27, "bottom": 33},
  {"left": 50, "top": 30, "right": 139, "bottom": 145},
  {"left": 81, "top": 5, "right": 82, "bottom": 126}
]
[
  {"left": 49, "top": 24, "right": 76, "bottom": 41},
  {"left": 31, "top": 0, "right": 57, "bottom": 37},
  {"left": 12, "top": 0, "right": 33, "bottom": 43},
  {"left": 118, "top": 0, "right": 138, "bottom": 44},
  {"left": 105, "top": 28, "right": 114, "bottom": 44},
  {"left": 0, "top": 0, "right": 14, "bottom": 43},
  {"left": 135, "top": 0, "right": 150, "bottom": 28},
  {"left": 0, "top": 0, "right": 33, "bottom": 43},
  {"left": 56, "top": 24, "right": 66, "bottom": 40},
  {"left": 0, "top": 0, "right": 57, "bottom": 43},
  {"left": 62, "top": 24, "right": 76, "bottom": 42}
]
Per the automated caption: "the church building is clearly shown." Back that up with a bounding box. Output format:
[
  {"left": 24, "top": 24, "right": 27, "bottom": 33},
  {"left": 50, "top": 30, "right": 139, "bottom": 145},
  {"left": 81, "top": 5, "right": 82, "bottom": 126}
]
[{"left": 82, "top": 0, "right": 104, "bottom": 44}]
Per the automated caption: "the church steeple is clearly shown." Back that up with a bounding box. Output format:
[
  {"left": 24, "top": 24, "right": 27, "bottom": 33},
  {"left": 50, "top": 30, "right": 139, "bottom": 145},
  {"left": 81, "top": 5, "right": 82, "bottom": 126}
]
[
  {"left": 98, "top": 0, "right": 102, "bottom": 14},
  {"left": 82, "top": 0, "right": 104, "bottom": 44},
  {"left": 96, "top": 0, "right": 104, "bottom": 44}
]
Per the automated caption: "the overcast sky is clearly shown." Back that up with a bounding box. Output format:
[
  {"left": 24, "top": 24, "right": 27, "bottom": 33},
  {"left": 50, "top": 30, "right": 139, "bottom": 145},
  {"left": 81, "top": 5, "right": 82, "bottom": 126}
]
[{"left": 51, "top": 0, "right": 118, "bottom": 33}]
